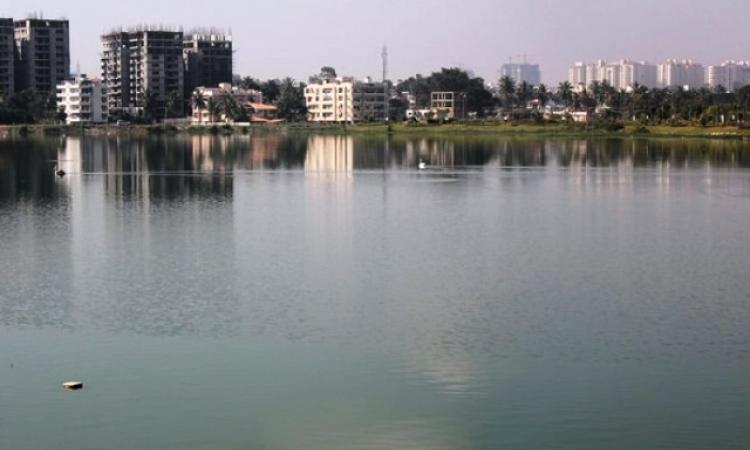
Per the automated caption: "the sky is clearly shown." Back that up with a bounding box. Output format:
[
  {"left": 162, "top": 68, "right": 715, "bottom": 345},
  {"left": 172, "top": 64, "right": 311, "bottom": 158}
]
[{"left": 4, "top": 0, "right": 750, "bottom": 86}]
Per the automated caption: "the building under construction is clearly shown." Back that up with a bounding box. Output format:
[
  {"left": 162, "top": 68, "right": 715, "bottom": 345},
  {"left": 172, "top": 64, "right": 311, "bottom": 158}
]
[
  {"left": 13, "top": 18, "right": 70, "bottom": 94},
  {"left": 0, "top": 18, "right": 13, "bottom": 97},
  {"left": 101, "top": 27, "right": 184, "bottom": 116},
  {"left": 183, "top": 31, "right": 232, "bottom": 102}
]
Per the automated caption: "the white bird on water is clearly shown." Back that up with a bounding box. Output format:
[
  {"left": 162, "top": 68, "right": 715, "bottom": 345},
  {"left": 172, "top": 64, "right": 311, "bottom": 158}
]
[{"left": 418, "top": 159, "right": 427, "bottom": 170}]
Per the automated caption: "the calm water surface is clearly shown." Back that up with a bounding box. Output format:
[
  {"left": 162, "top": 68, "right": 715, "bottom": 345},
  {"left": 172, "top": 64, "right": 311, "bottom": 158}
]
[{"left": 1, "top": 133, "right": 749, "bottom": 449}]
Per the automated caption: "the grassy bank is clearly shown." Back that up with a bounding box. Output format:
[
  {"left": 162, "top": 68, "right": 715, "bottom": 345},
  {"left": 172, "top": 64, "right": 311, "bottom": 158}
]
[{"left": 3, "top": 121, "right": 750, "bottom": 140}]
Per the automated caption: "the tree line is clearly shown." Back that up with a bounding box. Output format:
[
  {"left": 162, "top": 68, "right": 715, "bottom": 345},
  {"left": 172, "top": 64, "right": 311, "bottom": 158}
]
[{"left": 4, "top": 66, "right": 750, "bottom": 126}]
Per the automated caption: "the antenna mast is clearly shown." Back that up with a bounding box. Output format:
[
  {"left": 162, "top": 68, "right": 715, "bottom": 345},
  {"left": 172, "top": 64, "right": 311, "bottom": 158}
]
[{"left": 382, "top": 45, "right": 388, "bottom": 82}]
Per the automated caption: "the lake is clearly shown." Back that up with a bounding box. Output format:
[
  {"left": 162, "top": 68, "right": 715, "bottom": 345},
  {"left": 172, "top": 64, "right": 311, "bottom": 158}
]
[{"left": 1, "top": 133, "right": 749, "bottom": 449}]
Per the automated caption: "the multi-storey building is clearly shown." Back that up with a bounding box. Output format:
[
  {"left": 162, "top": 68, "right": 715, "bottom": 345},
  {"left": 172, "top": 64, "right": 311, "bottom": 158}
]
[
  {"left": 500, "top": 63, "right": 541, "bottom": 86},
  {"left": 568, "top": 59, "right": 656, "bottom": 91},
  {"left": 183, "top": 32, "right": 232, "bottom": 102},
  {"left": 619, "top": 60, "right": 657, "bottom": 89},
  {"left": 56, "top": 75, "right": 108, "bottom": 124},
  {"left": 13, "top": 18, "right": 70, "bottom": 94},
  {"left": 657, "top": 59, "right": 705, "bottom": 89},
  {"left": 568, "top": 62, "right": 587, "bottom": 92},
  {"left": 706, "top": 61, "right": 750, "bottom": 91},
  {"left": 305, "top": 76, "right": 387, "bottom": 123},
  {"left": 0, "top": 18, "right": 13, "bottom": 97},
  {"left": 430, "top": 92, "right": 466, "bottom": 120},
  {"left": 101, "top": 28, "right": 184, "bottom": 116}
]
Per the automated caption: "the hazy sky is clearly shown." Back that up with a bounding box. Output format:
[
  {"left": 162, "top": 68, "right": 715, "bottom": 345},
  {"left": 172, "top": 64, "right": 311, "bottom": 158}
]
[{"left": 5, "top": 0, "right": 749, "bottom": 85}]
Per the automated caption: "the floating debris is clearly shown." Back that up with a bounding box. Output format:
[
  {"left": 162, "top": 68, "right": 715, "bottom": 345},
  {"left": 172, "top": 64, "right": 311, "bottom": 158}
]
[{"left": 62, "top": 381, "right": 83, "bottom": 391}]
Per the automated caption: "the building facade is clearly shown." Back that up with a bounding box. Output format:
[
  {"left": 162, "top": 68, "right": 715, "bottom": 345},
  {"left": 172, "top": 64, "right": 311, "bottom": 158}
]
[
  {"left": 101, "top": 29, "right": 184, "bottom": 116},
  {"left": 619, "top": 60, "right": 657, "bottom": 89},
  {"left": 500, "top": 63, "right": 541, "bottom": 86},
  {"left": 305, "top": 76, "right": 387, "bottom": 123},
  {"left": 657, "top": 59, "right": 705, "bottom": 89},
  {"left": 568, "top": 59, "right": 657, "bottom": 91},
  {"left": 56, "top": 75, "right": 108, "bottom": 124},
  {"left": 13, "top": 18, "right": 70, "bottom": 94},
  {"left": 191, "top": 82, "right": 263, "bottom": 123},
  {"left": 430, "top": 92, "right": 466, "bottom": 120},
  {"left": 183, "top": 32, "right": 232, "bottom": 102},
  {"left": 706, "top": 61, "right": 750, "bottom": 91},
  {"left": 0, "top": 18, "right": 13, "bottom": 97}
]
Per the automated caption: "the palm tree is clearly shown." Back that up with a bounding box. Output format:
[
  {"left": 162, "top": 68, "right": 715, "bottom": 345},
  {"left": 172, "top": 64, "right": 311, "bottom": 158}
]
[
  {"left": 535, "top": 84, "right": 549, "bottom": 106},
  {"left": 515, "top": 81, "right": 532, "bottom": 107},
  {"left": 220, "top": 95, "right": 242, "bottom": 123},
  {"left": 206, "top": 97, "right": 220, "bottom": 124},
  {"left": 498, "top": 76, "right": 516, "bottom": 110},
  {"left": 558, "top": 81, "right": 574, "bottom": 108},
  {"left": 192, "top": 91, "right": 206, "bottom": 123},
  {"left": 192, "top": 91, "right": 206, "bottom": 109}
]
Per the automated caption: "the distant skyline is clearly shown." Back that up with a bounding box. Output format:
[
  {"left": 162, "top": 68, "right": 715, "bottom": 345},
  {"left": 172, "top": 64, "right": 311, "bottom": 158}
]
[{"left": 4, "top": 0, "right": 750, "bottom": 85}]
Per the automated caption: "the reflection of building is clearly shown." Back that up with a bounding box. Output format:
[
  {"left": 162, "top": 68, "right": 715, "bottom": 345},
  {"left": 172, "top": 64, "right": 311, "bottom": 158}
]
[
  {"left": 14, "top": 18, "right": 70, "bottom": 94},
  {"left": 305, "top": 135, "right": 354, "bottom": 176},
  {"left": 57, "top": 75, "right": 108, "bottom": 124},
  {"left": 405, "top": 138, "right": 456, "bottom": 167},
  {"left": 305, "top": 76, "right": 387, "bottom": 123}
]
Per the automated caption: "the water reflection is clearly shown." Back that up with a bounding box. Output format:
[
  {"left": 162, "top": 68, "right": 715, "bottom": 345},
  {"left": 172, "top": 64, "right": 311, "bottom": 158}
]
[
  {"left": 305, "top": 135, "right": 354, "bottom": 179},
  {"left": 1, "top": 135, "right": 750, "bottom": 202}
]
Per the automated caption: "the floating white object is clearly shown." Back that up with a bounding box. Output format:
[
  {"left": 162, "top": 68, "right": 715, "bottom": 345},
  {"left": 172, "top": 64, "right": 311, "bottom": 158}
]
[
  {"left": 418, "top": 160, "right": 427, "bottom": 170},
  {"left": 62, "top": 381, "right": 83, "bottom": 391}
]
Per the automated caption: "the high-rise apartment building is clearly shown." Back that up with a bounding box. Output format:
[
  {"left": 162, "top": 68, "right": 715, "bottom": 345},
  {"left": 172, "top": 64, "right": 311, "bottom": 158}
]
[
  {"left": 183, "top": 32, "right": 232, "bottom": 98},
  {"left": 568, "top": 59, "right": 656, "bottom": 91},
  {"left": 101, "top": 28, "right": 184, "bottom": 116},
  {"left": 0, "top": 18, "right": 13, "bottom": 97},
  {"left": 619, "top": 60, "right": 657, "bottom": 89},
  {"left": 657, "top": 59, "right": 705, "bottom": 89},
  {"left": 706, "top": 61, "right": 750, "bottom": 91},
  {"left": 13, "top": 18, "right": 70, "bottom": 94},
  {"left": 500, "top": 63, "right": 541, "bottom": 86},
  {"left": 568, "top": 62, "right": 587, "bottom": 91}
]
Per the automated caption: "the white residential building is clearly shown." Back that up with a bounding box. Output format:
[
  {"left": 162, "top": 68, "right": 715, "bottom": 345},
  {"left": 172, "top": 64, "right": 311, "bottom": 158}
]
[
  {"left": 568, "top": 62, "right": 587, "bottom": 92},
  {"left": 706, "top": 61, "right": 750, "bottom": 91},
  {"left": 305, "top": 76, "right": 387, "bottom": 123},
  {"left": 657, "top": 59, "right": 705, "bottom": 89},
  {"left": 56, "top": 75, "right": 108, "bottom": 124},
  {"left": 568, "top": 59, "right": 657, "bottom": 91},
  {"left": 619, "top": 60, "right": 657, "bottom": 89}
]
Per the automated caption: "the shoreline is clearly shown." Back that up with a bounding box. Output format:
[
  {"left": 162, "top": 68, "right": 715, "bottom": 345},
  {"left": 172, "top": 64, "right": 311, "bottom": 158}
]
[{"left": 2, "top": 122, "right": 750, "bottom": 140}]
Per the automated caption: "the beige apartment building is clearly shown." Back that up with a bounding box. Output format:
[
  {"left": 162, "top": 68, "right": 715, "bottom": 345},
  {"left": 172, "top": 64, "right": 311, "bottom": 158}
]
[{"left": 305, "top": 76, "right": 387, "bottom": 123}]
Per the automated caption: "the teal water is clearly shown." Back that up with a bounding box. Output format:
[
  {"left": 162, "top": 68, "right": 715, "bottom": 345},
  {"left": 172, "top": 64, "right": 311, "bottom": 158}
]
[{"left": 1, "top": 134, "right": 749, "bottom": 449}]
